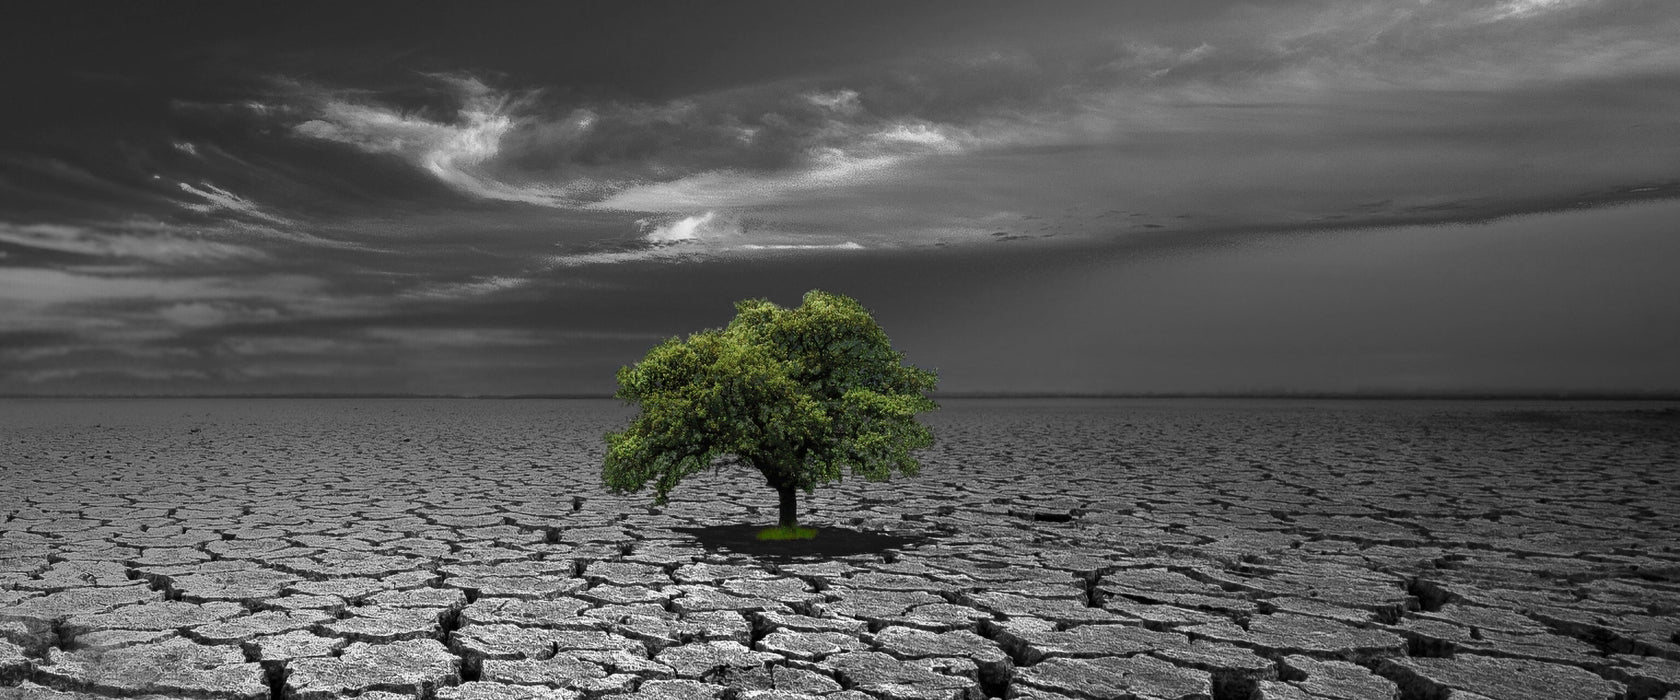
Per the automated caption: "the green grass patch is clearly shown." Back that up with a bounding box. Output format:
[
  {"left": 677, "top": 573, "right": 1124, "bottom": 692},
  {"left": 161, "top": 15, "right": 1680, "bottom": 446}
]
[{"left": 756, "top": 525, "right": 819, "bottom": 541}]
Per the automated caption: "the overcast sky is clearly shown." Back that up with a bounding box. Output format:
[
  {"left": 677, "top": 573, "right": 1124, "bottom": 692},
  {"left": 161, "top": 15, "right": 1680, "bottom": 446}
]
[{"left": 3, "top": 0, "right": 1678, "bottom": 396}]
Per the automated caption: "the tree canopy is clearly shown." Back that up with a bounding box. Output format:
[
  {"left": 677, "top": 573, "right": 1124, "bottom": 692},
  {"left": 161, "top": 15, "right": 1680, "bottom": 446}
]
[{"left": 603, "top": 290, "right": 938, "bottom": 527}]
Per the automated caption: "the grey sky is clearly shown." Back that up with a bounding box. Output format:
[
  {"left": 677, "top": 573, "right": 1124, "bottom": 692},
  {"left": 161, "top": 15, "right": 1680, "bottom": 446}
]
[{"left": 2, "top": 1, "right": 1677, "bottom": 395}]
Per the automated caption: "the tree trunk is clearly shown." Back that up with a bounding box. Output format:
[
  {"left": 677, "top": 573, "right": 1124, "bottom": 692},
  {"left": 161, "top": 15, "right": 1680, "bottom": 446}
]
[{"left": 777, "top": 484, "right": 798, "bottom": 528}]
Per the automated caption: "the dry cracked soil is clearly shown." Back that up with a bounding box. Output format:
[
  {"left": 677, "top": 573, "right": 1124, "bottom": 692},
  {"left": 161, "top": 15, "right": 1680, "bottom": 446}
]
[{"left": 1, "top": 398, "right": 1677, "bottom": 700}]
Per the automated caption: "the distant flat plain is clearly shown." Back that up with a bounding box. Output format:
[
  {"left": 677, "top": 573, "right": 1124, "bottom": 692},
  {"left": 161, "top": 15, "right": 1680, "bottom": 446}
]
[{"left": 1, "top": 398, "right": 1676, "bottom": 699}]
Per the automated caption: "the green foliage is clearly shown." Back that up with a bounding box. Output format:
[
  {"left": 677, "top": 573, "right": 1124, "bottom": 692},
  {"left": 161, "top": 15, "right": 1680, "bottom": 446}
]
[
  {"left": 756, "top": 526, "right": 819, "bottom": 541},
  {"left": 603, "top": 290, "right": 939, "bottom": 511}
]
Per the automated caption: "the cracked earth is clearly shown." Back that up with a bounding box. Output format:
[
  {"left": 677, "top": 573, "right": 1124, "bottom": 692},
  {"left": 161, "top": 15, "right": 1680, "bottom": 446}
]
[{"left": 1, "top": 399, "right": 1677, "bottom": 700}]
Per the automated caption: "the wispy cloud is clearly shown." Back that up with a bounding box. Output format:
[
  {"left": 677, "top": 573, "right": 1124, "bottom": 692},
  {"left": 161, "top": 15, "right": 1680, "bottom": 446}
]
[
  {"left": 543, "top": 245, "right": 707, "bottom": 268},
  {"left": 740, "top": 242, "right": 863, "bottom": 251},
  {"left": 638, "top": 211, "right": 738, "bottom": 244},
  {"left": 805, "top": 89, "right": 862, "bottom": 115},
  {"left": 405, "top": 275, "right": 529, "bottom": 299},
  {"left": 361, "top": 327, "right": 547, "bottom": 347},
  {"left": 587, "top": 152, "right": 907, "bottom": 213},
  {"left": 8, "top": 367, "right": 211, "bottom": 385},
  {"left": 0, "top": 268, "right": 320, "bottom": 309},
  {"left": 543, "top": 209, "right": 865, "bottom": 266},
  {"left": 155, "top": 301, "right": 283, "bottom": 328},
  {"left": 0, "top": 221, "right": 267, "bottom": 263},
  {"left": 217, "top": 336, "right": 365, "bottom": 357},
  {"left": 583, "top": 116, "right": 973, "bottom": 214},
  {"left": 288, "top": 75, "right": 595, "bottom": 207},
  {"left": 178, "top": 182, "right": 292, "bottom": 225},
  {"left": 1486, "top": 0, "right": 1589, "bottom": 22},
  {"left": 275, "top": 70, "right": 989, "bottom": 221},
  {"left": 0, "top": 266, "right": 333, "bottom": 348},
  {"left": 0, "top": 343, "right": 199, "bottom": 363}
]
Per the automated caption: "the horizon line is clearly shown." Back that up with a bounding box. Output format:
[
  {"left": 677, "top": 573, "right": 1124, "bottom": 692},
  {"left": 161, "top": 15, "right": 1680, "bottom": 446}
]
[{"left": 4, "top": 391, "right": 1679, "bottom": 401}]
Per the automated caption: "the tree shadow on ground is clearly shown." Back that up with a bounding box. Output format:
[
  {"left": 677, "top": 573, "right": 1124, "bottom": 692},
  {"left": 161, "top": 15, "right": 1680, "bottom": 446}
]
[{"left": 671, "top": 524, "right": 933, "bottom": 561}]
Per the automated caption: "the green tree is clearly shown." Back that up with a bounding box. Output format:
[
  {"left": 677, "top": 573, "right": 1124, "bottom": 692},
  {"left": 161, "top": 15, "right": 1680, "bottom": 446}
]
[{"left": 603, "top": 290, "right": 939, "bottom": 531}]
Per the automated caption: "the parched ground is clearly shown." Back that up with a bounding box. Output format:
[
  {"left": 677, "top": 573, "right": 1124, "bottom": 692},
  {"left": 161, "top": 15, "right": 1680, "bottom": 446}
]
[{"left": 1, "top": 398, "right": 1677, "bottom": 700}]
